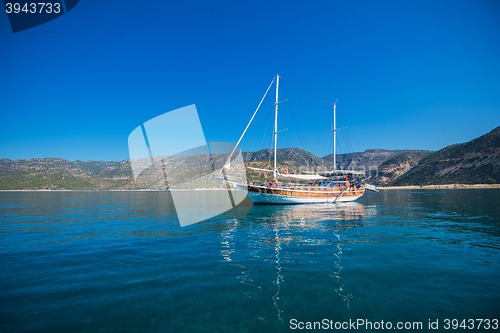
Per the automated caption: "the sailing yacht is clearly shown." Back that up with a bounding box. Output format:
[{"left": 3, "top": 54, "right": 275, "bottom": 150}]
[{"left": 221, "top": 74, "right": 375, "bottom": 204}]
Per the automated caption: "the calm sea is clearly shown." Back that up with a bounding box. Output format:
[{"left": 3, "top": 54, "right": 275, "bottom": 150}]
[{"left": 1, "top": 190, "right": 499, "bottom": 332}]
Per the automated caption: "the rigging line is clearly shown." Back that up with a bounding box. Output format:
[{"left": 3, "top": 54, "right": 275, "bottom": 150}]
[
  {"left": 250, "top": 116, "right": 274, "bottom": 169},
  {"left": 336, "top": 132, "right": 345, "bottom": 167},
  {"left": 284, "top": 83, "right": 320, "bottom": 155},
  {"left": 348, "top": 136, "right": 361, "bottom": 163},
  {"left": 339, "top": 131, "right": 349, "bottom": 154},
  {"left": 280, "top": 81, "right": 309, "bottom": 153},
  {"left": 281, "top": 80, "right": 328, "bottom": 156},
  {"left": 279, "top": 83, "right": 289, "bottom": 150},
  {"left": 279, "top": 84, "right": 291, "bottom": 150},
  {"left": 345, "top": 132, "right": 352, "bottom": 156},
  {"left": 337, "top": 111, "right": 362, "bottom": 162},
  {"left": 289, "top": 99, "right": 309, "bottom": 153},
  {"left": 337, "top": 136, "right": 344, "bottom": 156},
  {"left": 268, "top": 135, "right": 274, "bottom": 170},
  {"left": 344, "top": 131, "right": 354, "bottom": 166},
  {"left": 223, "top": 77, "right": 275, "bottom": 170},
  {"left": 333, "top": 111, "right": 349, "bottom": 168},
  {"left": 333, "top": 109, "right": 344, "bottom": 160},
  {"left": 280, "top": 76, "right": 333, "bottom": 105},
  {"left": 326, "top": 131, "right": 332, "bottom": 158},
  {"left": 257, "top": 104, "right": 276, "bottom": 153},
  {"left": 337, "top": 128, "right": 360, "bottom": 172},
  {"left": 285, "top": 93, "right": 289, "bottom": 149},
  {"left": 280, "top": 82, "right": 310, "bottom": 153}
]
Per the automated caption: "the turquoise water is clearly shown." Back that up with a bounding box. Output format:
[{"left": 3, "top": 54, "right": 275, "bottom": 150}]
[{"left": 1, "top": 190, "right": 499, "bottom": 332}]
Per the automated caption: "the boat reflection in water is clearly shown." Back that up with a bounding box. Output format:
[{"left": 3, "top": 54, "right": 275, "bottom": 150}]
[
  {"left": 279, "top": 202, "right": 371, "bottom": 223},
  {"left": 217, "top": 201, "right": 377, "bottom": 324}
]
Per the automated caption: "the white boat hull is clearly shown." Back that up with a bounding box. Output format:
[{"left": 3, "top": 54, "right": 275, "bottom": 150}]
[
  {"left": 236, "top": 184, "right": 364, "bottom": 204},
  {"left": 246, "top": 190, "right": 362, "bottom": 204}
]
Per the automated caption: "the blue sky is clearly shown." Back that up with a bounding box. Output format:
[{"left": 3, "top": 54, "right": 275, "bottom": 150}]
[{"left": 1, "top": 0, "right": 499, "bottom": 161}]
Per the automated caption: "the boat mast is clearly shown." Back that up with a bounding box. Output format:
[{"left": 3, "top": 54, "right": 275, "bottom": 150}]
[
  {"left": 333, "top": 102, "right": 336, "bottom": 171},
  {"left": 274, "top": 74, "right": 279, "bottom": 180}
]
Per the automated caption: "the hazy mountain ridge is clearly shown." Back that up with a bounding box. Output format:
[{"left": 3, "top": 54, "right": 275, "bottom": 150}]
[
  {"left": 242, "top": 148, "right": 325, "bottom": 169},
  {"left": 0, "top": 149, "right": 406, "bottom": 190},
  {"left": 0, "top": 158, "right": 133, "bottom": 191},
  {"left": 388, "top": 126, "right": 500, "bottom": 186},
  {"left": 323, "top": 149, "right": 431, "bottom": 172},
  {"left": 1, "top": 126, "right": 498, "bottom": 190},
  {"left": 368, "top": 151, "right": 432, "bottom": 185}
]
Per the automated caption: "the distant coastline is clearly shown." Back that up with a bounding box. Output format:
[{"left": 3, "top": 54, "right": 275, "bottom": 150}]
[
  {"left": 379, "top": 184, "right": 500, "bottom": 190},
  {"left": 2, "top": 126, "right": 499, "bottom": 191},
  {"left": 1, "top": 184, "right": 499, "bottom": 192},
  {"left": 0, "top": 148, "right": 388, "bottom": 192},
  {"left": 0, "top": 188, "right": 238, "bottom": 192}
]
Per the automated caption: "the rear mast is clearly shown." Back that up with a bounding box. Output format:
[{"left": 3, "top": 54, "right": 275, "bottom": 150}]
[
  {"left": 333, "top": 102, "right": 336, "bottom": 171},
  {"left": 273, "top": 74, "right": 279, "bottom": 180}
]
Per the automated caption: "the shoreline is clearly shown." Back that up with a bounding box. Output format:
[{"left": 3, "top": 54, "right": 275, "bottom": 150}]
[
  {"left": 378, "top": 184, "right": 500, "bottom": 190},
  {"left": 1, "top": 184, "right": 499, "bottom": 192},
  {"left": 0, "top": 188, "right": 238, "bottom": 192}
]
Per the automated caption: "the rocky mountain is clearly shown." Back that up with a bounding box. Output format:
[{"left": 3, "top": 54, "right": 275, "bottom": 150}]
[
  {"left": 243, "top": 147, "right": 425, "bottom": 172},
  {"left": 388, "top": 126, "right": 500, "bottom": 186},
  {"left": 2, "top": 126, "right": 498, "bottom": 190},
  {"left": 0, "top": 148, "right": 408, "bottom": 190},
  {"left": 323, "top": 149, "right": 429, "bottom": 173},
  {"left": 0, "top": 158, "right": 134, "bottom": 191},
  {"left": 242, "top": 148, "right": 325, "bottom": 170},
  {"left": 367, "top": 151, "right": 432, "bottom": 185}
]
